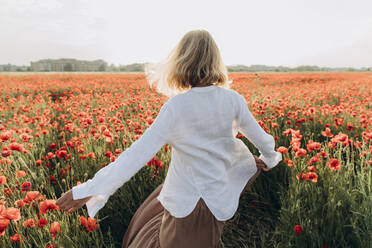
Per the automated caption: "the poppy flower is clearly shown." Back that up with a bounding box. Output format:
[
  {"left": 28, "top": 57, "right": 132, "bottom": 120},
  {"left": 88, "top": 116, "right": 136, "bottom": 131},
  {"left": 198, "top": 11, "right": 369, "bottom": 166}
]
[
  {"left": 326, "top": 158, "right": 340, "bottom": 171},
  {"left": 25, "top": 191, "right": 41, "bottom": 203},
  {"left": 285, "top": 159, "right": 294, "bottom": 167},
  {"left": 0, "top": 218, "right": 10, "bottom": 236},
  {"left": 321, "top": 128, "right": 333, "bottom": 137},
  {"left": 79, "top": 216, "right": 88, "bottom": 227},
  {"left": 294, "top": 225, "right": 303, "bottom": 235},
  {"left": 0, "top": 176, "right": 6, "bottom": 185},
  {"left": 21, "top": 181, "right": 31, "bottom": 193},
  {"left": 50, "top": 221, "right": 61, "bottom": 235},
  {"left": 10, "top": 233, "right": 24, "bottom": 243},
  {"left": 8, "top": 142, "right": 25, "bottom": 152},
  {"left": 296, "top": 148, "right": 307, "bottom": 157},
  {"left": 38, "top": 217, "right": 48, "bottom": 228},
  {"left": 0, "top": 131, "right": 12, "bottom": 142},
  {"left": 2, "top": 207, "right": 21, "bottom": 221},
  {"left": 1, "top": 149, "right": 11, "bottom": 158},
  {"left": 50, "top": 221, "right": 62, "bottom": 240},
  {"left": 23, "top": 218, "right": 36, "bottom": 228},
  {"left": 306, "top": 140, "right": 322, "bottom": 152},
  {"left": 15, "top": 170, "right": 27, "bottom": 178},
  {"left": 277, "top": 146, "right": 288, "bottom": 154},
  {"left": 40, "top": 200, "right": 59, "bottom": 214}
]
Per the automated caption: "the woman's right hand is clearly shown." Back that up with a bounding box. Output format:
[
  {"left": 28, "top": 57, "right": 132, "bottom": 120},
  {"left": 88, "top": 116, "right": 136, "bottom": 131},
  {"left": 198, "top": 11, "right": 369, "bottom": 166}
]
[{"left": 253, "top": 155, "right": 271, "bottom": 172}]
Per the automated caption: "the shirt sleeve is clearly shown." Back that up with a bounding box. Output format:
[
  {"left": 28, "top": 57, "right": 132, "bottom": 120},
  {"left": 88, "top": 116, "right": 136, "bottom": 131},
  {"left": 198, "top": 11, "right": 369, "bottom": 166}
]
[
  {"left": 235, "top": 94, "right": 282, "bottom": 169},
  {"left": 71, "top": 100, "right": 175, "bottom": 218}
]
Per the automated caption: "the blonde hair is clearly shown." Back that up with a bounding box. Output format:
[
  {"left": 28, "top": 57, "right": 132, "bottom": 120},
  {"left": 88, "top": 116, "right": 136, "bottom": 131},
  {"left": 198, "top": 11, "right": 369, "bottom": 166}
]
[{"left": 145, "top": 29, "right": 232, "bottom": 98}]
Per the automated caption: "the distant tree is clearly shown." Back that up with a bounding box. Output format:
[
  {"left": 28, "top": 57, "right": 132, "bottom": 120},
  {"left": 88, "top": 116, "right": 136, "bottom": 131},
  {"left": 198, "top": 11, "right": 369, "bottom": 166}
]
[
  {"left": 63, "top": 63, "right": 73, "bottom": 72},
  {"left": 119, "top": 63, "right": 144, "bottom": 72},
  {"left": 98, "top": 64, "right": 106, "bottom": 71}
]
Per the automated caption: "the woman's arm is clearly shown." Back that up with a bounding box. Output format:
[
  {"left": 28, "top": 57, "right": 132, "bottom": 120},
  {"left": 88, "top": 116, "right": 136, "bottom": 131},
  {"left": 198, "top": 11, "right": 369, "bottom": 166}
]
[
  {"left": 236, "top": 94, "right": 282, "bottom": 169},
  {"left": 56, "top": 100, "right": 175, "bottom": 218}
]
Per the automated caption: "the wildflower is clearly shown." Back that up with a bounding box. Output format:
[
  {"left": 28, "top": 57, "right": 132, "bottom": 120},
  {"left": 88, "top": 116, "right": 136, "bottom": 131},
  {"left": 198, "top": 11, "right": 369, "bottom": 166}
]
[
  {"left": 326, "top": 158, "right": 340, "bottom": 171},
  {"left": 50, "top": 221, "right": 62, "bottom": 240},
  {"left": 25, "top": 191, "right": 41, "bottom": 203},
  {"left": 10, "top": 233, "right": 24, "bottom": 243},
  {"left": 40, "top": 200, "right": 59, "bottom": 214},
  {"left": 321, "top": 127, "right": 333, "bottom": 137},
  {"left": 15, "top": 170, "right": 27, "bottom": 178},
  {"left": 236, "top": 132, "right": 244, "bottom": 139},
  {"left": 306, "top": 140, "right": 322, "bottom": 152},
  {"left": 56, "top": 149, "right": 67, "bottom": 159},
  {"left": 294, "top": 225, "right": 303, "bottom": 235},
  {"left": 347, "top": 122, "right": 354, "bottom": 131},
  {"left": 1, "top": 149, "right": 11, "bottom": 157},
  {"left": 21, "top": 181, "right": 31, "bottom": 193},
  {"left": 80, "top": 217, "right": 100, "bottom": 232},
  {"left": 295, "top": 148, "right": 307, "bottom": 157},
  {"left": 15, "top": 199, "right": 25, "bottom": 208},
  {"left": 307, "top": 155, "right": 321, "bottom": 165},
  {"left": 38, "top": 217, "right": 48, "bottom": 228},
  {"left": 0, "top": 176, "right": 6, "bottom": 185},
  {"left": 8, "top": 142, "right": 25, "bottom": 152},
  {"left": 317, "top": 151, "right": 327, "bottom": 158},
  {"left": 164, "top": 145, "right": 169, "bottom": 152},
  {"left": 2, "top": 207, "right": 21, "bottom": 221},
  {"left": 0, "top": 218, "right": 10, "bottom": 236},
  {"left": 23, "top": 218, "right": 36, "bottom": 228},
  {"left": 307, "top": 166, "right": 317, "bottom": 172},
  {"left": 49, "top": 143, "right": 57, "bottom": 150},
  {"left": 277, "top": 146, "right": 288, "bottom": 154},
  {"left": 0, "top": 131, "right": 13, "bottom": 142},
  {"left": 79, "top": 216, "right": 88, "bottom": 227},
  {"left": 307, "top": 172, "right": 318, "bottom": 183},
  {"left": 283, "top": 159, "right": 293, "bottom": 167},
  {"left": 105, "top": 149, "right": 112, "bottom": 158}
]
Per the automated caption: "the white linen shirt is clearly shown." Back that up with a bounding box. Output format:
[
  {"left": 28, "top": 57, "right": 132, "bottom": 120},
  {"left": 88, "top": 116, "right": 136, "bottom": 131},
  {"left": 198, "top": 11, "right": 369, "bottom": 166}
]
[{"left": 72, "top": 85, "right": 282, "bottom": 221}]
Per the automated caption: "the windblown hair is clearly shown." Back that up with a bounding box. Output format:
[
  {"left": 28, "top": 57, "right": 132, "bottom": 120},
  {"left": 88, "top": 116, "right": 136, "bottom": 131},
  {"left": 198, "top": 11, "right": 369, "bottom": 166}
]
[{"left": 145, "top": 29, "right": 232, "bottom": 98}]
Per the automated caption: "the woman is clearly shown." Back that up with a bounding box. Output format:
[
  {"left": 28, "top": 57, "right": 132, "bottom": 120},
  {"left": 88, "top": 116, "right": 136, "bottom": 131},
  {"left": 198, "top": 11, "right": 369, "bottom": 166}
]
[{"left": 56, "top": 29, "right": 282, "bottom": 248}]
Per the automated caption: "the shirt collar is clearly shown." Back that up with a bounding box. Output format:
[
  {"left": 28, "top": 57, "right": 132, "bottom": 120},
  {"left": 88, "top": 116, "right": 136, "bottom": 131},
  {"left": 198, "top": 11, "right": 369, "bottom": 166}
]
[{"left": 189, "top": 85, "right": 217, "bottom": 92}]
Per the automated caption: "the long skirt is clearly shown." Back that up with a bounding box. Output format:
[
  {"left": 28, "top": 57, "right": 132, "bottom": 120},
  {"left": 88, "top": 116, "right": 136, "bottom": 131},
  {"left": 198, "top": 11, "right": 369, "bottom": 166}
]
[{"left": 121, "top": 163, "right": 262, "bottom": 248}]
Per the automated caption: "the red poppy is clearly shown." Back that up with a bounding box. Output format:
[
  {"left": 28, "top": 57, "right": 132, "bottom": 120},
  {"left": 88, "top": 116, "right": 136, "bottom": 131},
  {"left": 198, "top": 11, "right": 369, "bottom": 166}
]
[
  {"left": 294, "top": 225, "right": 303, "bottom": 235},
  {"left": 23, "top": 218, "right": 36, "bottom": 228},
  {"left": 10, "top": 233, "right": 24, "bottom": 243},
  {"left": 277, "top": 146, "right": 288, "bottom": 154},
  {"left": 326, "top": 158, "right": 340, "bottom": 171},
  {"left": 295, "top": 148, "right": 307, "bottom": 158},
  {"left": 21, "top": 181, "right": 31, "bottom": 193},
  {"left": 50, "top": 221, "right": 62, "bottom": 240},
  {"left": 38, "top": 217, "right": 49, "bottom": 228},
  {"left": 321, "top": 127, "right": 333, "bottom": 137},
  {"left": 15, "top": 170, "right": 27, "bottom": 178},
  {"left": 40, "top": 200, "right": 59, "bottom": 214},
  {"left": 0, "top": 218, "right": 10, "bottom": 236},
  {"left": 2, "top": 207, "right": 21, "bottom": 221},
  {"left": 0, "top": 176, "right": 6, "bottom": 185}
]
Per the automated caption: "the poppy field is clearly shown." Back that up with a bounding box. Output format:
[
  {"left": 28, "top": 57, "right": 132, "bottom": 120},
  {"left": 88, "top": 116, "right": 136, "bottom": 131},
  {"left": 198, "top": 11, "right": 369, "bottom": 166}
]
[{"left": 0, "top": 72, "right": 371, "bottom": 247}]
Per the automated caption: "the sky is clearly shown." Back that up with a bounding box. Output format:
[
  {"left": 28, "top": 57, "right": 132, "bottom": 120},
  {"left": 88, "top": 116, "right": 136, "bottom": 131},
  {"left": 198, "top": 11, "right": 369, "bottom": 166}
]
[{"left": 1, "top": 0, "right": 371, "bottom": 68}]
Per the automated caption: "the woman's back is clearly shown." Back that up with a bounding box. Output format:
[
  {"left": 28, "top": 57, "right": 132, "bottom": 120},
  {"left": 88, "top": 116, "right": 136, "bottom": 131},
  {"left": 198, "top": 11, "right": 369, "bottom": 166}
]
[
  {"left": 167, "top": 84, "right": 245, "bottom": 181},
  {"left": 157, "top": 84, "right": 282, "bottom": 221}
]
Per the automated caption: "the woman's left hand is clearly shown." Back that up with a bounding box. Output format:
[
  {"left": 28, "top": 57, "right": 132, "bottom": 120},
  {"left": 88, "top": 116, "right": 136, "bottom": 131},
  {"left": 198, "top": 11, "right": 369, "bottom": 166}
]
[{"left": 56, "top": 189, "right": 92, "bottom": 213}]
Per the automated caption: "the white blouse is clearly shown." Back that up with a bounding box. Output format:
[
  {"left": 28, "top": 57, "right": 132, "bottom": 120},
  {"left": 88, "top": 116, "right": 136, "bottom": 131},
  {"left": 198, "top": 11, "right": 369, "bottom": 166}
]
[{"left": 72, "top": 85, "right": 282, "bottom": 221}]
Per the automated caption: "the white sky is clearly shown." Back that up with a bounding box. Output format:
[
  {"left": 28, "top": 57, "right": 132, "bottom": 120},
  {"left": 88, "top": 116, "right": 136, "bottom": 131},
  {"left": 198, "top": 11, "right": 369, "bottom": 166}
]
[{"left": 1, "top": 0, "right": 371, "bottom": 68}]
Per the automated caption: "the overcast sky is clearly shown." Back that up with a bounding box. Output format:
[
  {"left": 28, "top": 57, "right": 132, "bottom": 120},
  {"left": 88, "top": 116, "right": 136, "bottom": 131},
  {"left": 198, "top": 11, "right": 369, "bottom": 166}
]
[{"left": 1, "top": 0, "right": 371, "bottom": 68}]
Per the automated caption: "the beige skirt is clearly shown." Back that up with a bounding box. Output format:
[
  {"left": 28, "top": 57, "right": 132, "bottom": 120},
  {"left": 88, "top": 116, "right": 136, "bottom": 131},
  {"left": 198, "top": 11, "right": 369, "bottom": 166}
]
[{"left": 121, "top": 163, "right": 262, "bottom": 248}]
